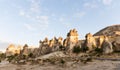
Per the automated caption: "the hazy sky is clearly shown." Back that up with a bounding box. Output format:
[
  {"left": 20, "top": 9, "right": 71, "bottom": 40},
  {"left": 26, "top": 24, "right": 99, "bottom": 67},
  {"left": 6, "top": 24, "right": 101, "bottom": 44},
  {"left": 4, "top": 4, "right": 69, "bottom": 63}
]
[{"left": 0, "top": 0, "right": 120, "bottom": 48}]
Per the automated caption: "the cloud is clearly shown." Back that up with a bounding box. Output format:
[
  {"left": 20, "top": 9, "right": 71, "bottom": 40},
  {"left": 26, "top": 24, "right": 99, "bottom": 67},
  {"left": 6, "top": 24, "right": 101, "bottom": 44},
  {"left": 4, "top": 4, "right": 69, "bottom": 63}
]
[
  {"left": 24, "top": 23, "right": 36, "bottom": 31},
  {"left": 36, "top": 16, "right": 49, "bottom": 24},
  {"left": 102, "top": 0, "right": 112, "bottom": 5},
  {"left": 19, "top": 10, "right": 25, "bottom": 16},
  {"left": 83, "top": 2, "right": 98, "bottom": 9},
  {"left": 74, "top": 12, "right": 86, "bottom": 18},
  {"left": 30, "top": 0, "right": 41, "bottom": 13},
  {"left": 18, "top": 0, "right": 49, "bottom": 31},
  {"left": 59, "top": 17, "right": 64, "bottom": 22},
  {"left": 24, "top": 15, "right": 49, "bottom": 31}
]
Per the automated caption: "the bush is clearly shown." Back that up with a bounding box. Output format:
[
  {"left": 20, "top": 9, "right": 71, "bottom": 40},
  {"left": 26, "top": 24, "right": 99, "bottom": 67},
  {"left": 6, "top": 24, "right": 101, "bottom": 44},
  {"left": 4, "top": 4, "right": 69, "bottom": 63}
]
[
  {"left": 7, "top": 55, "right": 15, "bottom": 62},
  {"left": 60, "top": 59, "right": 65, "bottom": 64},
  {"left": 28, "top": 53, "right": 33, "bottom": 58},
  {"left": 73, "top": 46, "right": 81, "bottom": 54},
  {"left": 59, "top": 46, "right": 65, "bottom": 51},
  {"left": 95, "top": 48, "right": 102, "bottom": 53},
  {"left": 22, "top": 55, "right": 27, "bottom": 59},
  {"left": 82, "top": 46, "right": 89, "bottom": 52},
  {"left": 0, "top": 53, "right": 6, "bottom": 59}
]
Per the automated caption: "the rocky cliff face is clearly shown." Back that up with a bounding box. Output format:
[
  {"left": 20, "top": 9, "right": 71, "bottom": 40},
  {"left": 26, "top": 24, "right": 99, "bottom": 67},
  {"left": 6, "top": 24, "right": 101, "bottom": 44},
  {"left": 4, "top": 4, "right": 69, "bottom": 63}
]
[
  {"left": 63, "top": 29, "right": 79, "bottom": 51},
  {"left": 6, "top": 44, "right": 22, "bottom": 56},
  {"left": 5, "top": 25, "right": 120, "bottom": 57},
  {"left": 94, "top": 24, "right": 120, "bottom": 52},
  {"left": 67, "top": 29, "right": 79, "bottom": 43},
  {"left": 84, "top": 33, "right": 97, "bottom": 51}
]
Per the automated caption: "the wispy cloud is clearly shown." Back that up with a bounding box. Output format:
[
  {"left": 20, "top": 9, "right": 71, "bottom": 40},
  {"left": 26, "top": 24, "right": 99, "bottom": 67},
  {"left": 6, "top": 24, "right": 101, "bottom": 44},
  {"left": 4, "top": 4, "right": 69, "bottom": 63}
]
[
  {"left": 19, "top": 0, "right": 49, "bottom": 31},
  {"left": 24, "top": 23, "right": 36, "bottom": 31},
  {"left": 59, "top": 17, "right": 64, "bottom": 22},
  {"left": 102, "top": 0, "right": 113, "bottom": 5},
  {"left": 30, "top": 0, "right": 41, "bottom": 13},
  {"left": 74, "top": 12, "right": 86, "bottom": 18},
  {"left": 83, "top": 2, "right": 98, "bottom": 9},
  {"left": 19, "top": 10, "right": 25, "bottom": 16},
  {"left": 23, "top": 15, "right": 49, "bottom": 31}
]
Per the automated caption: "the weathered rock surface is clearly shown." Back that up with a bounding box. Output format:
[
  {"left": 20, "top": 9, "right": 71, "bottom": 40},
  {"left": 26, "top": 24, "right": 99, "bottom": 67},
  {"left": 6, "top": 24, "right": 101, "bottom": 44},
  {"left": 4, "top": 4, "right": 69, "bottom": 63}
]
[
  {"left": 35, "top": 51, "right": 67, "bottom": 60},
  {"left": 83, "top": 33, "right": 97, "bottom": 51},
  {"left": 21, "top": 44, "right": 29, "bottom": 56},
  {"left": 101, "top": 40, "right": 113, "bottom": 54},
  {"left": 94, "top": 25, "right": 120, "bottom": 36},
  {"left": 5, "top": 44, "right": 22, "bottom": 56},
  {"left": 112, "top": 38, "right": 120, "bottom": 52},
  {"left": 63, "top": 29, "right": 79, "bottom": 51},
  {"left": 94, "top": 24, "right": 120, "bottom": 53}
]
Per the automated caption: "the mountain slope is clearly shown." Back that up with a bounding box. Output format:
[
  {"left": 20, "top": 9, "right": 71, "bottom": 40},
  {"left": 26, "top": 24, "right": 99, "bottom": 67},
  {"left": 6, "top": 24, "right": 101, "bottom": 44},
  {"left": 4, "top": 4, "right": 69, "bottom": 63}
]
[{"left": 94, "top": 25, "right": 120, "bottom": 36}]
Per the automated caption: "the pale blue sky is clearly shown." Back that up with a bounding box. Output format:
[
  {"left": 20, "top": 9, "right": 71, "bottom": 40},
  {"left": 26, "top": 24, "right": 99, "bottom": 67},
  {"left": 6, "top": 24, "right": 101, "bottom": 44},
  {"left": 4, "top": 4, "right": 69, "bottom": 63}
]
[{"left": 0, "top": 0, "right": 120, "bottom": 50}]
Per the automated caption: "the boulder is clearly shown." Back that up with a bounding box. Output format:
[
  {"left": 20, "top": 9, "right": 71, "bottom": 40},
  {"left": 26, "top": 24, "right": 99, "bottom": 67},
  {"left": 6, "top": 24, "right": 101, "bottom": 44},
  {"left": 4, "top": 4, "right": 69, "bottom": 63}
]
[
  {"left": 112, "top": 39, "right": 120, "bottom": 52},
  {"left": 21, "top": 44, "right": 29, "bottom": 56},
  {"left": 101, "top": 40, "right": 113, "bottom": 54}
]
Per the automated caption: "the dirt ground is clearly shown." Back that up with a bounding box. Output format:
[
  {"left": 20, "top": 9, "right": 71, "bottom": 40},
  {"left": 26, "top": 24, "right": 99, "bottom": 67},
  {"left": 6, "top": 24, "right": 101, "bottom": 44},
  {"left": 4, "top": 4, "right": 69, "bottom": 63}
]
[{"left": 0, "top": 60, "right": 120, "bottom": 70}]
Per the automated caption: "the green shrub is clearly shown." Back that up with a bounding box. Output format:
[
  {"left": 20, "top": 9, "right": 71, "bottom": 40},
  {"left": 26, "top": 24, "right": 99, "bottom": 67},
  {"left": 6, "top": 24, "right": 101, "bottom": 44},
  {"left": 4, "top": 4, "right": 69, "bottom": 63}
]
[
  {"left": 95, "top": 48, "right": 102, "bottom": 53},
  {"left": 60, "top": 59, "right": 65, "bottom": 64},
  {"left": 0, "top": 59, "right": 1, "bottom": 63},
  {"left": 23, "top": 55, "right": 27, "bottom": 59},
  {"left": 0, "top": 53, "right": 6, "bottom": 59},
  {"left": 59, "top": 46, "right": 65, "bottom": 51},
  {"left": 28, "top": 53, "right": 33, "bottom": 58},
  {"left": 7, "top": 55, "right": 15, "bottom": 62},
  {"left": 73, "top": 46, "right": 81, "bottom": 54},
  {"left": 82, "top": 46, "right": 89, "bottom": 52}
]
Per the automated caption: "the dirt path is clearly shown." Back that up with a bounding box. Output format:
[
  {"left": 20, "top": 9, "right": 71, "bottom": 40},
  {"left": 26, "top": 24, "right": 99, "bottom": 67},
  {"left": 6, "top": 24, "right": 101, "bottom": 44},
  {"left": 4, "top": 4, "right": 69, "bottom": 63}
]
[{"left": 0, "top": 60, "right": 120, "bottom": 70}]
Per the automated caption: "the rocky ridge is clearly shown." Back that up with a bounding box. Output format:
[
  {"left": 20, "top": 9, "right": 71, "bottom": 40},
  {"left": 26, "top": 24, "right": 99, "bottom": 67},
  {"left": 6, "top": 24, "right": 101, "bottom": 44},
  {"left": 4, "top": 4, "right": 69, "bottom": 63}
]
[{"left": 2, "top": 25, "right": 120, "bottom": 65}]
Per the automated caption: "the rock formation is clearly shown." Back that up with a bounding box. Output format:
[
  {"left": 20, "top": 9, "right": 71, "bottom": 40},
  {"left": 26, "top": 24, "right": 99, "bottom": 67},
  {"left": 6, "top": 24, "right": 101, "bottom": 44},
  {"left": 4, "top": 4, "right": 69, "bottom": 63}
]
[
  {"left": 94, "top": 25, "right": 120, "bottom": 36},
  {"left": 38, "top": 38, "right": 52, "bottom": 56},
  {"left": 5, "top": 44, "right": 22, "bottom": 56},
  {"left": 112, "top": 37, "right": 120, "bottom": 52},
  {"left": 21, "top": 44, "right": 29, "bottom": 56},
  {"left": 63, "top": 29, "right": 79, "bottom": 52},
  {"left": 101, "top": 36, "right": 113, "bottom": 54},
  {"left": 6, "top": 25, "right": 120, "bottom": 57},
  {"left": 96, "top": 35, "right": 109, "bottom": 48},
  {"left": 84, "top": 33, "right": 97, "bottom": 51},
  {"left": 67, "top": 29, "right": 79, "bottom": 43},
  {"left": 94, "top": 25, "right": 120, "bottom": 53},
  {"left": 58, "top": 37, "right": 63, "bottom": 46}
]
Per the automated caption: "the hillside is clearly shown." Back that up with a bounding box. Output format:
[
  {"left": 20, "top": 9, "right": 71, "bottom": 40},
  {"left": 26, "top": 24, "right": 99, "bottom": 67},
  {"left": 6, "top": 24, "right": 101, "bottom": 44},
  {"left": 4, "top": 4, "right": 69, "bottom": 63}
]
[{"left": 94, "top": 25, "right": 120, "bottom": 36}]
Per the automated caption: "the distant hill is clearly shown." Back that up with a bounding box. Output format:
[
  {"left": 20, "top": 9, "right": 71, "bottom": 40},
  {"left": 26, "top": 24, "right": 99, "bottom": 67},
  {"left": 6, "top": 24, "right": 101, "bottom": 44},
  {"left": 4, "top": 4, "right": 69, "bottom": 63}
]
[{"left": 94, "top": 25, "right": 120, "bottom": 36}]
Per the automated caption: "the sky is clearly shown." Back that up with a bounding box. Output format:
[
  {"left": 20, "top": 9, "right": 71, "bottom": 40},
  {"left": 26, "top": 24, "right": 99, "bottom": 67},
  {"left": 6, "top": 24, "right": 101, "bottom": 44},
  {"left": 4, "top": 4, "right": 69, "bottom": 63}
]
[{"left": 0, "top": 0, "right": 120, "bottom": 51}]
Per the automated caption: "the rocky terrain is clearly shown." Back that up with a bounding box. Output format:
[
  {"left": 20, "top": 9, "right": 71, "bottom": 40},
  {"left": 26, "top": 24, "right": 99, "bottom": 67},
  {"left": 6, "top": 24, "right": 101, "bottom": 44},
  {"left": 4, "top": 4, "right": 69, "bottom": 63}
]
[
  {"left": 1, "top": 25, "right": 120, "bottom": 70},
  {"left": 94, "top": 25, "right": 120, "bottom": 36}
]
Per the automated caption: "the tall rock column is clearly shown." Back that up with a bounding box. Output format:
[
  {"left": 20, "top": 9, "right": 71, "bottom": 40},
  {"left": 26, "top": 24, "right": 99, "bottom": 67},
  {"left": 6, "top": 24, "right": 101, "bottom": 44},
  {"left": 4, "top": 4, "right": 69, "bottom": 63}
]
[
  {"left": 84, "top": 33, "right": 97, "bottom": 51},
  {"left": 63, "top": 29, "right": 79, "bottom": 51}
]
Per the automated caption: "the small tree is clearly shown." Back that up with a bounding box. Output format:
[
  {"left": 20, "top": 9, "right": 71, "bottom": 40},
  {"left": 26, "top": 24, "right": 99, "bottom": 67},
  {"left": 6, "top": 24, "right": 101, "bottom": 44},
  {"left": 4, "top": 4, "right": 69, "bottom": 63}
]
[
  {"left": 59, "top": 45, "right": 65, "bottom": 51},
  {"left": 82, "top": 46, "right": 89, "bottom": 52},
  {"left": 21, "top": 54, "right": 27, "bottom": 60},
  {"left": 28, "top": 53, "right": 33, "bottom": 58},
  {"left": 60, "top": 59, "right": 65, "bottom": 64},
  {"left": 0, "top": 53, "right": 6, "bottom": 60},
  {"left": 7, "top": 55, "right": 15, "bottom": 63},
  {"left": 73, "top": 46, "right": 81, "bottom": 54},
  {"left": 95, "top": 48, "right": 102, "bottom": 53}
]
